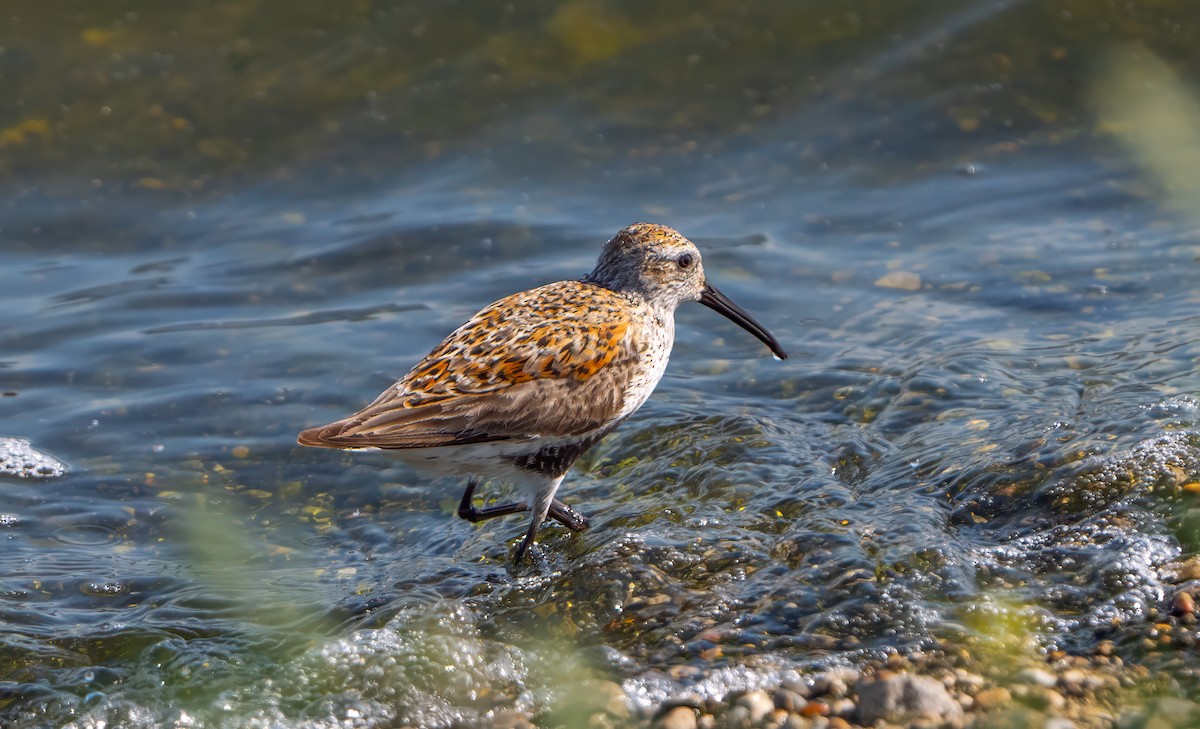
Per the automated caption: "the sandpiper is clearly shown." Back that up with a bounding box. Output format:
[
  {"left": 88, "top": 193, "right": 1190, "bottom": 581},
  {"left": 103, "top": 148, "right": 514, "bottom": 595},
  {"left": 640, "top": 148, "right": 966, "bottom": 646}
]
[{"left": 298, "top": 223, "right": 787, "bottom": 562}]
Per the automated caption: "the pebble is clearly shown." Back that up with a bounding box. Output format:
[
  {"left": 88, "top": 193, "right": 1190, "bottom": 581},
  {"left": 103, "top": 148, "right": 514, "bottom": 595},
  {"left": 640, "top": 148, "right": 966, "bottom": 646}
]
[
  {"left": 800, "top": 701, "right": 829, "bottom": 717},
  {"left": 974, "top": 687, "right": 1012, "bottom": 710},
  {"left": 781, "top": 679, "right": 813, "bottom": 699},
  {"left": 657, "top": 706, "right": 698, "bottom": 729},
  {"left": 774, "top": 689, "right": 807, "bottom": 713},
  {"left": 855, "top": 673, "right": 964, "bottom": 725},
  {"left": 1017, "top": 668, "right": 1058, "bottom": 688},
  {"left": 1172, "top": 590, "right": 1195, "bottom": 616},
  {"left": 722, "top": 705, "right": 751, "bottom": 729},
  {"left": 737, "top": 690, "right": 775, "bottom": 725},
  {"left": 1171, "top": 555, "right": 1200, "bottom": 582},
  {"left": 764, "top": 709, "right": 788, "bottom": 729},
  {"left": 586, "top": 680, "right": 629, "bottom": 718},
  {"left": 1042, "top": 689, "right": 1067, "bottom": 712},
  {"left": 491, "top": 710, "right": 533, "bottom": 729},
  {"left": 1058, "top": 669, "right": 1086, "bottom": 696},
  {"left": 811, "top": 671, "right": 855, "bottom": 699},
  {"left": 829, "top": 698, "right": 855, "bottom": 718}
]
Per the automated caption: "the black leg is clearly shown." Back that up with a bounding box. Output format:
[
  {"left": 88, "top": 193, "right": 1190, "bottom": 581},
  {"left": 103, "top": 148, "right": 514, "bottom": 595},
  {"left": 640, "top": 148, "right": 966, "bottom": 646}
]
[
  {"left": 457, "top": 479, "right": 590, "bottom": 531},
  {"left": 514, "top": 516, "right": 541, "bottom": 564},
  {"left": 457, "top": 477, "right": 528, "bottom": 523},
  {"left": 548, "top": 499, "right": 590, "bottom": 531}
]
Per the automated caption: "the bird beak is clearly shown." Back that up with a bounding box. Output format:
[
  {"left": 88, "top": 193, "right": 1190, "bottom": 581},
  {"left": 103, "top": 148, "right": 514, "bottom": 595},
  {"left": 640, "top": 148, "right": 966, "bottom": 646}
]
[{"left": 699, "top": 282, "right": 788, "bottom": 360}]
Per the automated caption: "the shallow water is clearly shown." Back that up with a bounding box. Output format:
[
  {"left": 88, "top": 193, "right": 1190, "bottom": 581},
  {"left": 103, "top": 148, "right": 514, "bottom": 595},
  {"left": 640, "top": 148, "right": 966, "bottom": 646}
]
[{"left": 3, "top": 1, "right": 1200, "bottom": 726}]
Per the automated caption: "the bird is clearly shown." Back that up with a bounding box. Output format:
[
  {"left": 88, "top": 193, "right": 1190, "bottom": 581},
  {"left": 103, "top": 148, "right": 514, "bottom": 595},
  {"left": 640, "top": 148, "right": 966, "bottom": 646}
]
[{"left": 298, "top": 223, "right": 787, "bottom": 562}]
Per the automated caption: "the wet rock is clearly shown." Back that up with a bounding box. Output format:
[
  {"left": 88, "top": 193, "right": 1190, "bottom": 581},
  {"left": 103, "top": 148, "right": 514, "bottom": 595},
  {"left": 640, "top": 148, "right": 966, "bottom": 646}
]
[
  {"left": 491, "top": 709, "right": 534, "bottom": 729},
  {"left": 1172, "top": 590, "right": 1195, "bottom": 617},
  {"left": 1015, "top": 685, "right": 1066, "bottom": 712},
  {"left": 1139, "top": 697, "right": 1200, "bottom": 727},
  {"left": 657, "top": 706, "right": 698, "bottom": 729},
  {"left": 1168, "top": 556, "right": 1200, "bottom": 583},
  {"left": 1058, "top": 669, "right": 1087, "bottom": 697},
  {"left": 0, "top": 437, "right": 66, "bottom": 479},
  {"left": 799, "top": 701, "right": 829, "bottom": 717},
  {"left": 737, "top": 690, "right": 774, "bottom": 725},
  {"left": 585, "top": 679, "right": 629, "bottom": 718},
  {"left": 854, "top": 673, "right": 964, "bottom": 725},
  {"left": 973, "top": 687, "right": 1012, "bottom": 710},
  {"left": 780, "top": 715, "right": 811, "bottom": 729},
  {"left": 763, "top": 709, "right": 788, "bottom": 729},
  {"left": 721, "top": 704, "right": 752, "bottom": 729},
  {"left": 773, "top": 688, "right": 807, "bottom": 713},
  {"left": 811, "top": 670, "right": 857, "bottom": 699},
  {"left": 829, "top": 698, "right": 856, "bottom": 719},
  {"left": 1017, "top": 668, "right": 1058, "bottom": 689},
  {"left": 780, "top": 679, "right": 813, "bottom": 699},
  {"left": 953, "top": 671, "right": 985, "bottom": 694}
]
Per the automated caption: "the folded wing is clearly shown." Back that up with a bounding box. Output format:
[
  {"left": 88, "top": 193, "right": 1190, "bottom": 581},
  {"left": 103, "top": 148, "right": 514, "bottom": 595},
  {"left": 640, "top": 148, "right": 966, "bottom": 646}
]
[{"left": 297, "top": 281, "right": 636, "bottom": 449}]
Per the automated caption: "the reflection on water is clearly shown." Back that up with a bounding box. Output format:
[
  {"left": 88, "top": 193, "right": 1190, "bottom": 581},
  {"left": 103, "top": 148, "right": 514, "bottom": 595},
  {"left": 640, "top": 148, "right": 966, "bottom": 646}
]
[{"left": 2, "top": 0, "right": 1200, "bottom": 726}]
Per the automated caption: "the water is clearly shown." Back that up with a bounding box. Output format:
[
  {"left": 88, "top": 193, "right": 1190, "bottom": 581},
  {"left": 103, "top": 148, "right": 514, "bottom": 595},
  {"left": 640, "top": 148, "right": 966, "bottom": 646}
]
[{"left": 3, "top": 1, "right": 1200, "bottom": 726}]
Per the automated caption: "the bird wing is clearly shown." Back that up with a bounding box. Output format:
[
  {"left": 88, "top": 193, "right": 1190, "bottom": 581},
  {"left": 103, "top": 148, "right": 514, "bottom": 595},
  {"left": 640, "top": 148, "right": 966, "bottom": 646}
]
[{"left": 297, "top": 281, "right": 638, "bottom": 449}]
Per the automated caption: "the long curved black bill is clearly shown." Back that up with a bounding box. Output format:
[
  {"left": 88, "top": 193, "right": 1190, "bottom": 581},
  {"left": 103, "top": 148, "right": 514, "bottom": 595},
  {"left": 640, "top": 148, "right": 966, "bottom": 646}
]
[{"left": 699, "top": 282, "right": 788, "bottom": 360}]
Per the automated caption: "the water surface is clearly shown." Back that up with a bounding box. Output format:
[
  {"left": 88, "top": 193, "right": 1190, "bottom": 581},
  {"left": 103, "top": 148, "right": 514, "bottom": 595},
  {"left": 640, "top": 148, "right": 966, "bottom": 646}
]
[{"left": 2, "top": 1, "right": 1200, "bottom": 726}]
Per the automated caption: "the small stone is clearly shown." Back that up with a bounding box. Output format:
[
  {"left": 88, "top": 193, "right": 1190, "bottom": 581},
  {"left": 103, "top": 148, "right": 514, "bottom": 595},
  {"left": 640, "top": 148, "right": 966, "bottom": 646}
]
[
  {"left": 1173, "top": 591, "right": 1196, "bottom": 616},
  {"left": 1096, "top": 641, "right": 1114, "bottom": 657},
  {"left": 827, "top": 718, "right": 851, "bottom": 729},
  {"left": 586, "top": 680, "right": 629, "bottom": 718},
  {"left": 800, "top": 701, "right": 829, "bottom": 717},
  {"left": 781, "top": 679, "right": 813, "bottom": 699},
  {"left": 1043, "top": 689, "right": 1066, "bottom": 712},
  {"left": 698, "top": 715, "right": 716, "bottom": 729},
  {"left": 781, "top": 716, "right": 812, "bottom": 729},
  {"left": 875, "top": 271, "right": 922, "bottom": 291},
  {"left": 830, "top": 698, "right": 856, "bottom": 719},
  {"left": 811, "top": 670, "right": 857, "bottom": 698},
  {"left": 1017, "top": 668, "right": 1057, "bottom": 688},
  {"left": 774, "top": 689, "right": 807, "bottom": 713},
  {"left": 670, "top": 665, "right": 703, "bottom": 680},
  {"left": 974, "top": 687, "right": 1012, "bottom": 710},
  {"left": 854, "top": 674, "right": 964, "bottom": 725},
  {"left": 491, "top": 710, "right": 534, "bottom": 729},
  {"left": 722, "top": 705, "right": 751, "bottom": 729},
  {"left": 1058, "top": 670, "right": 1086, "bottom": 696},
  {"left": 738, "top": 690, "right": 775, "bottom": 725},
  {"left": 657, "top": 706, "right": 698, "bottom": 729},
  {"left": 955, "top": 672, "right": 985, "bottom": 693},
  {"left": 1170, "top": 556, "right": 1200, "bottom": 582}
]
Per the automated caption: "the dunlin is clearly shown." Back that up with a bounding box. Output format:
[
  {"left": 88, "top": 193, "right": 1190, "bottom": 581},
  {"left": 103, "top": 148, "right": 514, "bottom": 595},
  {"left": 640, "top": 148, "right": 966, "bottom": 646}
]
[{"left": 298, "top": 223, "right": 787, "bottom": 561}]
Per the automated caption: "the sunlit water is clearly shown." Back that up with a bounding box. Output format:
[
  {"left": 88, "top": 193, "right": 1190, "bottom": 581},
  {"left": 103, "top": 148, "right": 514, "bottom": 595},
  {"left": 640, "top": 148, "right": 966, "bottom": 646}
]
[{"left": 2, "top": 1, "right": 1200, "bottom": 726}]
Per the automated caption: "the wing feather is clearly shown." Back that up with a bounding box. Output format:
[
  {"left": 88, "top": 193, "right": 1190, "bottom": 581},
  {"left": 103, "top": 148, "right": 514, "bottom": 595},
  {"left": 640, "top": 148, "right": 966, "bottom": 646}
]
[{"left": 298, "top": 281, "right": 637, "bottom": 450}]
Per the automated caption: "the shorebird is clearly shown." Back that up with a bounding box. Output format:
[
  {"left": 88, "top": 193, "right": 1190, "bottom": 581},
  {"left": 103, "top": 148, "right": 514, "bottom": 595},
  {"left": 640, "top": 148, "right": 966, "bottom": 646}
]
[{"left": 298, "top": 223, "right": 787, "bottom": 562}]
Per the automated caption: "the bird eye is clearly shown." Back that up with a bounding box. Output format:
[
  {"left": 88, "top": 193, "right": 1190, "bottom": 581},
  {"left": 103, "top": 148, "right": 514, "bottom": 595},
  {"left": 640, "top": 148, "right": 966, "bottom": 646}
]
[{"left": 677, "top": 253, "right": 694, "bottom": 269}]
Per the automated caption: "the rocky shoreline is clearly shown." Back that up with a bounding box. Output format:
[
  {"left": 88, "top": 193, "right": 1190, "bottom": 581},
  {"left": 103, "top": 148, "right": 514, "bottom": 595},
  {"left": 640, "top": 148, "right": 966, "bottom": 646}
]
[{"left": 540, "top": 649, "right": 1189, "bottom": 729}]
